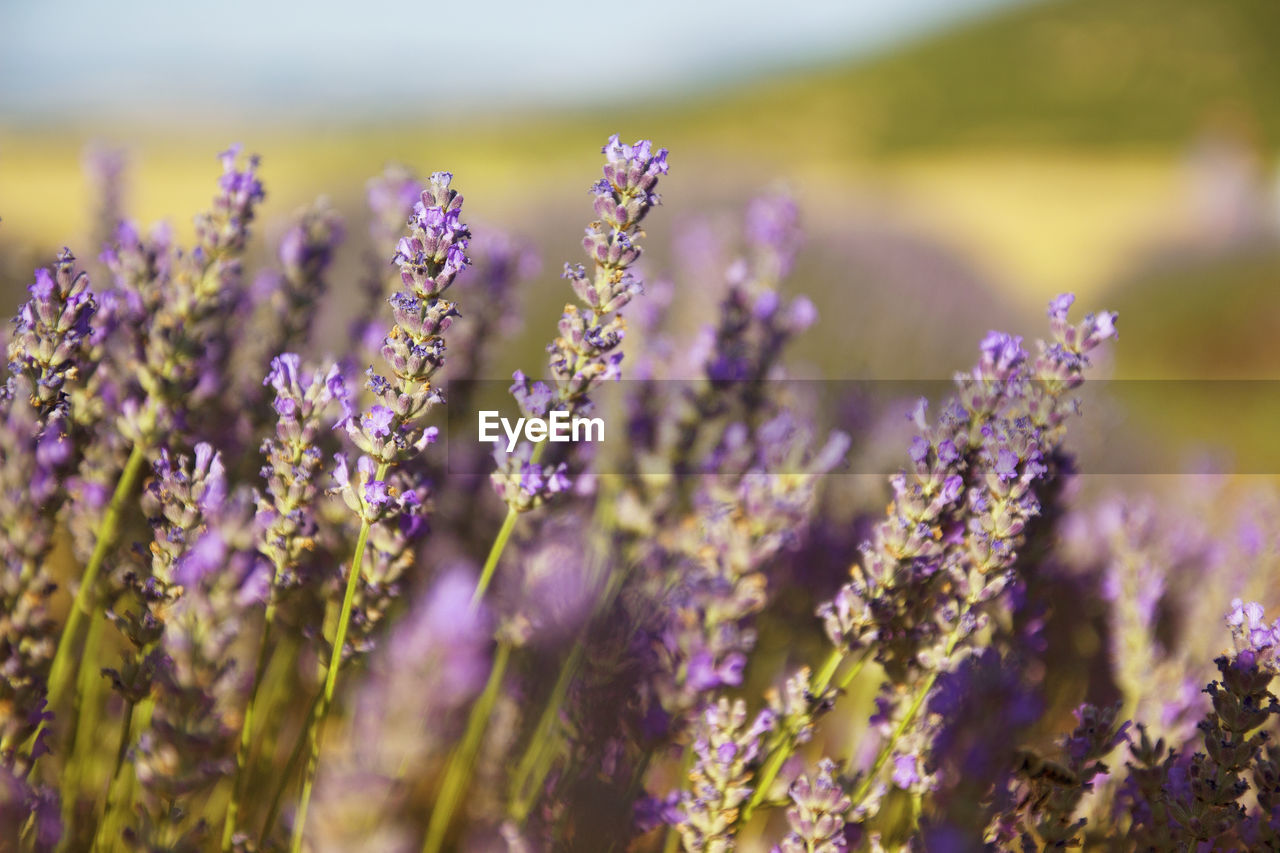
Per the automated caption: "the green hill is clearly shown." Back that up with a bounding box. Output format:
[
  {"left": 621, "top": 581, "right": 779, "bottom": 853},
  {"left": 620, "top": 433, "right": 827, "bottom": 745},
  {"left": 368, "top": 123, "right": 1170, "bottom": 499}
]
[{"left": 633, "top": 0, "right": 1280, "bottom": 158}]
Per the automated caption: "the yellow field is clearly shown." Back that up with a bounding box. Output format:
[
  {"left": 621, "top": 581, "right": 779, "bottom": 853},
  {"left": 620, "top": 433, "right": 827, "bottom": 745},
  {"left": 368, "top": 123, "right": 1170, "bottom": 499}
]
[{"left": 0, "top": 125, "right": 1190, "bottom": 317}]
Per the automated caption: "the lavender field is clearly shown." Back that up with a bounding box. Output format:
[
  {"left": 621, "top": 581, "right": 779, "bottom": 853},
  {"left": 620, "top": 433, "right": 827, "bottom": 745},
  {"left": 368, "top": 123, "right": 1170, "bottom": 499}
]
[{"left": 4, "top": 2, "right": 1280, "bottom": 852}]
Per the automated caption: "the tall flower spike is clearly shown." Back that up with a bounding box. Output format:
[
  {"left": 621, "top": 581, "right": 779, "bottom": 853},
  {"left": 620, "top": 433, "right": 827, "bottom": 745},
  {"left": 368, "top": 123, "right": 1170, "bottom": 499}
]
[
  {"left": 676, "top": 698, "right": 775, "bottom": 852},
  {"left": 258, "top": 355, "right": 344, "bottom": 589},
  {"left": 0, "top": 386, "right": 72, "bottom": 779},
  {"left": 0, "top": 252, "right": 96, "bottom": 788},
  {"left": 339, "top": 171, "right": 468, "bottom": 478},
  {"left": 103, "top": 444, "right": 229, "bottom": 706},
  {"left": 120, "top": 145, "right": 265, "bottom": 445},
  {"left": 260, "top": 200, "right": 344, "bottom": 355},
  {"left": 83, "top": 144, "right": 128, "bottom": 260},
  {"left": 332, "top": 171, "right": 465, "bottom": 519},
  {"left": 197, "top": 144, "right": 265, "bottom": 257},
  {"left": 494, "top": 136, "right": 667, "bottom": 510},
  {"left": 422, "top": 139, "right": 668, "bottom": 853},
  {"left": 294, "top": 171, "right": 469, "bottom": 850},
  {"left": 224, "top": 355, "right": 346, "bottom": 848},
  {"left": 47, "top": 152, "right": 263, "bottom": 726},
  {"left": 773, "top": 759, "right": 853, "bottom": 853},
  {"left": 729, "top": 296, "right": 1116, "bottom": 834},
  {"left": 650, "top": 411, "right": 849, "bottom": 722},
  {"left": 744, "top": 191, "right": 802, "bottom": 284},
  {"left": 1120, "top": 602, "right": 1280, "bottom": 848},
  {"left": 130, "top": 483, "right": 253, "bottom": 851},
  {"left": 7, "top": 249, "right": 97, "bottom": 416}
]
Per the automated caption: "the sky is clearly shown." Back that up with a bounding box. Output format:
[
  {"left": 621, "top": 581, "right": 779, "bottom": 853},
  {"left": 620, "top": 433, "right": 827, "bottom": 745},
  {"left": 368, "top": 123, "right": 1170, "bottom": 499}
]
[{"left": 0, "top": 0, "right": 1032, "bottom": 121}]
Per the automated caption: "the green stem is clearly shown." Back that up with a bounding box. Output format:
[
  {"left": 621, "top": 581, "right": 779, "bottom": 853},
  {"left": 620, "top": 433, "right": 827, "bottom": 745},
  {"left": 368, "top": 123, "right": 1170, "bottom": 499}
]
[
  {"left": 222, "top": 580, "right": 284, "bottom": 851},
  {"left": 48, "top": 442, "right": 148, "bottom": 712},
  {"left": 509, "top": 641, "right": 582, "bottom": 822},
  {"left": 848, "top": 613, "right": 971, "bottom": 807},
  {"left": 259, "top": 688, "right": 323, "bottom": 848},
  {"left": 289, "top": 462, "right": 387, "bottom": 853},
  {"left": 506, "top": 486, "right": 622, "bottom": 825},
  {"left": 739, "top": 648, "right": 857, "bottom": 825},
  {"left": 470, "top": 438, "right": 551, "bottom": 609},
  {"left": 471, "top": 506, "right": 519, "bottom": 609},
  {"left": 421, "top": 640, "right": 513, "bottom": 853},
  {"left": 91, "top": 700, "right": 136, "bottom": 852},
  {"left": 59, "top": 614, "right": 108, "bottom": 849}
]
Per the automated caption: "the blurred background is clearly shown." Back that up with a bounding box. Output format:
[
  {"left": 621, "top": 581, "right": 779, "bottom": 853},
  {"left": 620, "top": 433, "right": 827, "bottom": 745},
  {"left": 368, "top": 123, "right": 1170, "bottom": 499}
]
[{"left": 4, "top": 0, "right": 1280, "bottom": 471}]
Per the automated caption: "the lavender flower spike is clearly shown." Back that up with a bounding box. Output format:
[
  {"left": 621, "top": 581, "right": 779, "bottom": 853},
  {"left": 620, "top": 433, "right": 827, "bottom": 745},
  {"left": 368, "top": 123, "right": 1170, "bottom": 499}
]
[
  {"left": 259, "top": 200, "right": 344, "bottom": 356},
  {"left": 222, "top": 354, "right": 342, "bottom": 848},
  {"left": 773, "top": 759, "right": 853, "bottom": 853},
  {"left": 676, "top": 699, "right": 775, "bottom": 853},
  {"left": 494, "top": 135, "right": 668, "bottom": 511},
  {"left": 7, "top": 249, "right": 97, "bottom": 416},
  {"left": 293, "top": 171, "right": 469, "bottom": 852},
  {"left": 46, "top": 147, "right": 264, "bottom": 718},
  {"left": 1, "top": 251, "right": 96, "bottom": 782},
  {"left": 425, "top": 136, "right": 667, "bottom": 853}
]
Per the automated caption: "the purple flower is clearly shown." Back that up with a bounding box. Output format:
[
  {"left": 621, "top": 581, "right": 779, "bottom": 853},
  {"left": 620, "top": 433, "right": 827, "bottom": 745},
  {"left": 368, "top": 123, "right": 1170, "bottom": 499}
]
[
  {"left": 510, "top": 371, "right": 556, "bottom": 417},
  {"left": 364, "top": 480, "right": 391, "bottom": 508},
  {"left": 264, "top": 200, "right": 343, "bottom": 351},
  {"left": 8, "top": 250, "right": 97, "bottom": 414},
  {"left": 994, "top": 448, "right": 1019, "bottom": 481},
  {"left": 176, "top": 530, "right": 228, "bottom": 586},
  {"left": 937, "top": 440, "right": 959, "bottom": 464},
  {"left": 362, "top": 405, "right": 395, "bottom": 438},
  {"left": 979, "top": 331, "right": 1025, "bottom": 375},
  {"left": 745, "top": 191, "right": 803, "bottom": 280},
  {"left": 1229, "top": 598, "right": 1280, "bottom": 666},
  {"left": 892, "top": 754, "right": 921, "bottom": 789},
  {"left": 494, "top": 139, "right": 665, "bottom": 516},
  {"left": 519, "top": 462, "right": 545, "bottom": 496},
  {"left": 674, "top": 698, "right": 774, "bottom": 851},
  {"left": 1048, "top": 293, "right": 1075, "bottom": 323}
]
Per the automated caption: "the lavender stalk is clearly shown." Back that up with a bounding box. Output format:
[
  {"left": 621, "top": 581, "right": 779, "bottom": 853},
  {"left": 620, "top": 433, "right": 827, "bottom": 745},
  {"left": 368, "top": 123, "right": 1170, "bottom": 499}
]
[
  {"left": 475, "top": 134, "right": 668, "bottom": 603},
  {"left": 1, "top": 251, "right": 97, "bottom": 778},
  {"left": 420, "top": 135, "right": 667, "bottom": 853},
  {"left": 221, "top": 356, "right": 342, "bottom": 850},
  {"left": 718, "top": 296, "right": 1117, "bottom": 841},
  {"left": 46, "top": 146, "right": 264, "bottom": 715},
  {"left": 289, "top": 170, "right": 471, "bottom": 851}
]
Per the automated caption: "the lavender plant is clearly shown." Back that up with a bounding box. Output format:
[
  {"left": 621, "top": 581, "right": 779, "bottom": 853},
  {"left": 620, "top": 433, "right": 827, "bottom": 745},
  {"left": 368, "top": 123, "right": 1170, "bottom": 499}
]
[
  {"left": 289, "top": 169, "right": 471, "bottom": 851},
  {"left": 7, "top": 132, "right": 1280, "bottom": 853},
  {"left": 422, "top": 135, "right": 668, "bottom": 853},
  {"left": 46, "top": 146, "right": 265, "bottom": 723},
  {"left": 0, "top": 251, "right": 97, "bottom": 851}
]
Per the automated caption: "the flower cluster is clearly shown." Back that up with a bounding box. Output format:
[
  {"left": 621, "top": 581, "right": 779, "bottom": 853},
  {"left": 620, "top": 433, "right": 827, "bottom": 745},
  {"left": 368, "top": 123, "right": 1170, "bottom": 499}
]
[
  {"left": 124, "top": 147, "right": 264, "bottom": 444},
  {"left": 772, "top": 759, "right": 853, "bottom": 853},
  {"left": 336, "top": 172, "right": 467, "bottom": 492},
  {"left": 992, "top": 703, "right": 1127, "bottom": 847},
  {"left": 257, "top": 355, "right": 344, "bottom": 590},
  {"left": 102, "top": 444, "right": 229, "bottom": 704},
  {"left": 1118, "top": 602, "right": 1280, "bottom": 849},
  {"left": 254, "top": 200, "right": 344, "bottom": 361},
  {"left": 0, "top": 252, "right": 97, "bottom": 803},
  {"left": 493, "top": 136, "right": 667, "bottom": 510},
  {"left": 651, "top": 413, "right": 849, "bottom": 720},
  {"left": 10, "top": 133, "right": 1280, "bottom": 853},
  {"left": 6, "top": 250, "right": 97, "bottom": 415},
  {"left": 676, "top": 698, "right": 775, "bottom": 852}
]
